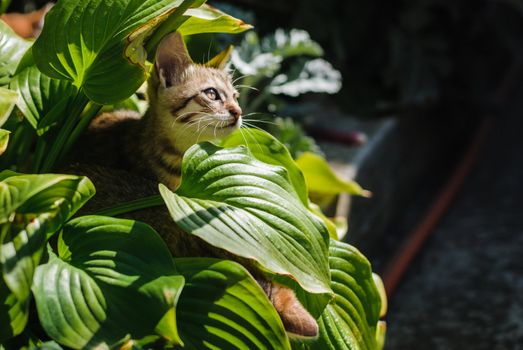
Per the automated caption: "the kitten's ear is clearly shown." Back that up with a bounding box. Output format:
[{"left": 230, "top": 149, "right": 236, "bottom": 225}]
[
  {"left": 155, "top": 32, "right": 192, "bottom": 88},
  {"left": 205, "top": 45, "right": 234, "bottom": 70}
]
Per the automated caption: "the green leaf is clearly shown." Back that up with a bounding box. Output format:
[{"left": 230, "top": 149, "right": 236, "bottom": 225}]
[
  {"left": 176, "top": 258, "right": 291, "bottom": 350},
  {"left": 9, "top": 60, "right": 76, "bottom": 131},
  {"left": 0, "top": 173, "right": 94, "bottom": 340},
  {"left": 0, "top": 276, "right": 27, "bottom": 341},
  {"left": 301, "top": 240, "right": 385, "bottom": 350},
  {"left": 0, "top": 1, "right": 11, "bottom": 15},
  {"left": 32, "top": 0, "right": 196, "bottom": 104},
  {"left": 33, "top": 216, "right": 185, "bottom": 349},
  {"left": 221, "top": 129, "right": 338, "bottom": 243},
  {"left": 231, "top": 29, "right": 324, "bottom": 77},
  {"left": 296, "top": 152, "right": 371, "bottom": 197},
  {"left": 0, "top": 86, "right": 18, "bottom": 127},
  {"left": 262, "top": 29, "right": 324, "bottom": 59},
  {"left": 0, "top": 173, "right": 95, "bottom": 229},
  {"left": 0, "top": 20, "right": 31, "bottom": 87},
  {"left": 0, "top": 129, "right": 9, "bottom": 155},
  {"left": 177, "top": 4, "right": 253, "bottom": 36},
  {"left": 160, "top": 142, "right": 332, "bottom": 296},
  {"left": 268, "top": 58, "right": 342, "bottom": 97},
  {"left": 220, "top": 128, "right": 309, "bottom": 205}
]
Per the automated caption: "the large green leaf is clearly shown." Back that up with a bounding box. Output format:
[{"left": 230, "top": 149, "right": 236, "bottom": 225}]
[
  {"left": 160, "top": 142, "right": 331, "bottom": 296},
  {"left": 0, "top": 20, "right": 31, "bottom": 87},
  {"left": 177, "top": 4, "right": 253, "bottom": 36},
  {"left": 33, "top": 216, "right": 185, "bottom": 349},
  {"left": 220, "top": 129, "right": 343, "bottom": 242},
  {"left": 32, "top": 0, "right": 197, "bottom": 104},
  {"left": 298, "top": 240, "right": 385, "bottom": 350},
  {"left": 9, "top": 57, "right": 76, "bottom": 131},
  {"left": 176, "top": 258, "right": 291, "bottom": 350},
  {"left": 220, "top": 128, "right": 308, "bottom": 205},
  {"left": 0, "top": 173, "right": 94, "bottom": 340}
]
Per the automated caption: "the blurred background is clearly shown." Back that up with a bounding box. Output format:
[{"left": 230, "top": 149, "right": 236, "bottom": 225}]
[{"left": 3, "top": 0, "right": 523, "bottom": 348}]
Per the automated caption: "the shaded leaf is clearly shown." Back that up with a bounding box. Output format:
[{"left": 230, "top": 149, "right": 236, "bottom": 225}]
[
  {"left": 0, "top": 276, "right": 27, "bottom": 341},
  {"left": 33, "top": 216, "right": 185, "bottom": 349},
  {"left": 161, "top": 142, "right": 331, "bottom": 296},
  {"left": 176, "top": 258, "right": 291, "bottom": 350}
]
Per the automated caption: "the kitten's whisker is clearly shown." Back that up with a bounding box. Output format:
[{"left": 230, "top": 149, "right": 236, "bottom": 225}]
[
  {"left": 196, "top": 120, "right": 215, "bottom": 143},
  {"left": 232, "top": 74, "right": 251, "bottom": 85},
  {"left": 242, "top": 122, "right": 272, "bottom": 136},
  {"left": 240, "top": 125, "right": 264, "bottom": 153},
  {"left": 242, "top": 119, "right": 278, "bottom": 126},
  {"left": 172, "top": 111, "right": 210, "bottom": 125},
  {"left": 238, "top": 127, "right": 252, "bottom": 155},
  {"left": 234, "top": 85, "right": 258, "bottom": 92}
]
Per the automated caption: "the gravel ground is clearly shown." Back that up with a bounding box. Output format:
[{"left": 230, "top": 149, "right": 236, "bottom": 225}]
[{"left": 384, "top": 111, "right": 523, "bottom": 350}]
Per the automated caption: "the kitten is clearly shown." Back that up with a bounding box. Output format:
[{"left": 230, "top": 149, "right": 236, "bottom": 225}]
[{"left": 70, "top": 32, "right": 318, "bottom": 338}]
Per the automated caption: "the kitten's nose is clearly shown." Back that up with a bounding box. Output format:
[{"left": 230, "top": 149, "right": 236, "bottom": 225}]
[{"left": 229, "top": 106, "right": 242, "bottom": 120}]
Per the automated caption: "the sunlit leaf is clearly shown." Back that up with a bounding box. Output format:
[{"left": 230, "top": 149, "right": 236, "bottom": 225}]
[
  {"left": 220, "top": 128, "right": 308, "bottom": 205},
  {"left": 161, "top": 142, "right": 331, "bottom": 296},
  {"left": 269, "top": 58, "right": 342, "bottom": 97},
  {"left": 296, "top": 240, "right": 385, "bottom": 350},
  {"left": 0, "top": 129, "right": 9, "bottom": 155},
  {"left": 0, "top": 20, "right": 30, "bottom": 87},
  {"left": 0, "top": 86, "right": 18, "bottom": 127},
  {"left": 176, "top": 258, "right": 291, "bottom": 349},
  {"left": 0, "top": 173, "right": 94, "bottom": 341},
  {"left": 33, "top": 216, "right": 185, "bottom": 349},
  {"left": 9, "top": 57, "right": 76, "bottom": 131},
  {"left": 296, "top": 152, "right": 370, "bottom": 197},
  {"left": 177, "top": 4, "right": 253, "bottom": 36},
  {"left": 33, "top": 0, "right": 196, "bottom": 104}
]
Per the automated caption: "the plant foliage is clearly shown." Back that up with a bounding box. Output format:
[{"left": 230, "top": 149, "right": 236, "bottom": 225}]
[{"left": 0, "top": 1, "right": 385, "bottom": 348}]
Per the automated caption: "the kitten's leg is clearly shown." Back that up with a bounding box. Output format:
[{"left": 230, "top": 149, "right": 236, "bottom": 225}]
[{"left": 255, "top": 277, "right": 319, "bottom": 339}]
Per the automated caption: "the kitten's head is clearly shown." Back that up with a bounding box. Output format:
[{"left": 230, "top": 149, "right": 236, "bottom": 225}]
[{"left": 148, "top": 32, "right": 241, "bottom": 152}]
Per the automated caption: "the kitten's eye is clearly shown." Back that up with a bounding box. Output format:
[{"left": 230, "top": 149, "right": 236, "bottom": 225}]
[{"left": 204, "top": 88, "right": 220, "bottom": 101}]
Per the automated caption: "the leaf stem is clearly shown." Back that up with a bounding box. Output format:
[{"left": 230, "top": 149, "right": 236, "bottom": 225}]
[
  {"left": 60, "top": 101, "right": 102, "bottom": 162},
  {"left": 39, "top": 91, "right": 89, "bottom": 173},
  {"left": 93, "top": 195, "right": 164, "bottom": 217}
]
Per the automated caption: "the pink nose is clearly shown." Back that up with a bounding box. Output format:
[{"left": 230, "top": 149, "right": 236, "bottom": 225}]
[{"left": 229, "top": 106, "right": 242, "bottom": 120}]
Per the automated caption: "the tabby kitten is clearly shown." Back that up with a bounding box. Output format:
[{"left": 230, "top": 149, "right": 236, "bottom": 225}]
[{"left": 72, "top": 32, "right": 318, "bottom": 338}]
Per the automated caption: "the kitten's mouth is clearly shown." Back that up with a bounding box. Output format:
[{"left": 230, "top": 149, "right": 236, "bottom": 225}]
[{"left": 218, "top": 117, "right": 241, "bottom": 129}]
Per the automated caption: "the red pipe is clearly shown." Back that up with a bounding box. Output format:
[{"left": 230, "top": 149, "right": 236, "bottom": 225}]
[{"left": 382, "top": 117, "right": 493, "bottom": 297}]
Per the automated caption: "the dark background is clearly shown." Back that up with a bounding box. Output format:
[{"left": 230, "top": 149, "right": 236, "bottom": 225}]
[{"left": 9, "top": 0, "right": 523, "bottom": 116}]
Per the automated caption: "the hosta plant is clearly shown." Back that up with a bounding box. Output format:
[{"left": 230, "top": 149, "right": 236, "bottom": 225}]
[{"left": 0, "top": 0, "right": 386, "bottom": 349}]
